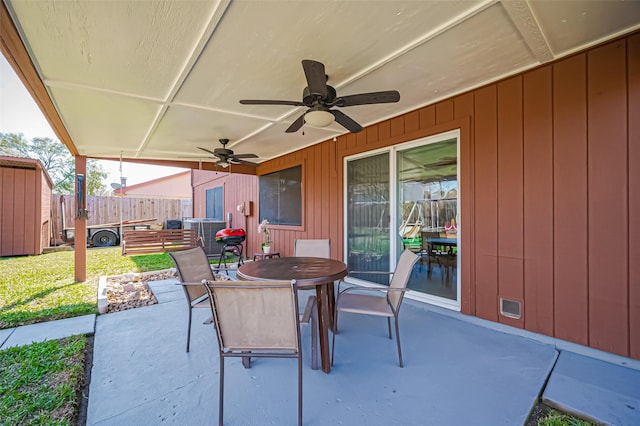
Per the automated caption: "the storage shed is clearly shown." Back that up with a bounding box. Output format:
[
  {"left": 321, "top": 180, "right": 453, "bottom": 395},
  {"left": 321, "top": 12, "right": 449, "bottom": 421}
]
[{"left": 0, "top": 156, "right": 53, "bottom": 256}]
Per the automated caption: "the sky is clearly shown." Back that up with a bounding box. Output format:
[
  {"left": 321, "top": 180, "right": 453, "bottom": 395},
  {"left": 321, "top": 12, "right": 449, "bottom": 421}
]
[{"left": 0, "top": 56, "right": 186, "bottom": 187}]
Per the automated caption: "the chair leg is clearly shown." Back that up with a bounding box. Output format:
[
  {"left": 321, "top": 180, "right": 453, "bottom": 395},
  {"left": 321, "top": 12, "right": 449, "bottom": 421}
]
[
  {"left": 298, "top": 355, "right": 303, "bottom": 426},
  {"left": 387, "top": 317, "right": 392, "bottom": 339},
  {"left": 311, "top": 302, "right": 318, "bottom": 370},
  {"left": 394, "top": 316, "right": 404, "bottom": 368},
  {"left": 241, "top": 351, "right": 251, "bottom": 368},
  {"left": 331, "top": 310, "right": 339, "bottom": 366},
  {"left": 186, "top": 307, "right": 193, "bottom": 352},
  {"left": 219, "top": 356, "right": 224, "bottom": 426}
]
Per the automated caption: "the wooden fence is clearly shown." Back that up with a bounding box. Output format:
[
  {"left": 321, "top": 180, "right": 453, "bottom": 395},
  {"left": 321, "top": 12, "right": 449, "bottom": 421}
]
[{"left": 51, "top": 194, "right": 192, "bottom": 233}]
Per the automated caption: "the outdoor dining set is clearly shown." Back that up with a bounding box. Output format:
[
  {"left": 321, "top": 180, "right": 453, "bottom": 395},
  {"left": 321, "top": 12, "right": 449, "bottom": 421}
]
[{"left": 168, "top": 239, "right": 419, "bottom": 426}]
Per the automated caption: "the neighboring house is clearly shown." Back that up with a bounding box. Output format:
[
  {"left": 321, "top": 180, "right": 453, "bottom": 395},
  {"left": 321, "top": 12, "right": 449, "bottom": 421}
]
[
  {"left": 193, "top": 33, "right": 640, "bottom": 362},
  {"left": 0, "top": 156, "right": 53, "bottom": 256},
  {"left": 114, "top": 170, "right": 191, "bottom": 199}
]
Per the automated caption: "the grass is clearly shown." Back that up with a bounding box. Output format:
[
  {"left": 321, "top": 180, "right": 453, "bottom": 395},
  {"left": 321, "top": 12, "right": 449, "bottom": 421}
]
[
  {"left": 0, "top": 335, "right": 88, "bottom": 425},
  {"left": 538, "top": 409, "right": 593, "bottom": 426},
  {"left": 0, "top": 247, "right": 173, "bottom": 329}
]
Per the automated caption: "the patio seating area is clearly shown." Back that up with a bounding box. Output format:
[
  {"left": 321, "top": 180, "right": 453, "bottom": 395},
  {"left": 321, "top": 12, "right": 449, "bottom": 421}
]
[{"left": 87, "top": 273, "right": 558, "bottom": 425}]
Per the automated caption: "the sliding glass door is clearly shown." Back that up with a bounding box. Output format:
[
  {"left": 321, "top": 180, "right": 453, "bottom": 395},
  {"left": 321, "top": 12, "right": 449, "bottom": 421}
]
[
  {"left": 397, "top": 137, "right": 459, "bottom": 303},
  {"left": 345, "top": 152, "right": 390, "bottom": 285},
  {"left": 345, "top": 130, "right": 460, "bottom": 308}
]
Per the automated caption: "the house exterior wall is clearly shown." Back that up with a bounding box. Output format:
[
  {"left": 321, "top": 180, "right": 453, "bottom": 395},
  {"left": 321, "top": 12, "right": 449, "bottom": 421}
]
[
  {"left": 0, "top": 157, "right": 52, "bottom": 256},
  {"left": 192, "top": 170, "right": 258, "bottom": 251},
  {"left": 117, "top": 171, "right": 191, "bottom": 199},
  {"left": 194, "top": 33, "right": 639, "bottom": 360}
]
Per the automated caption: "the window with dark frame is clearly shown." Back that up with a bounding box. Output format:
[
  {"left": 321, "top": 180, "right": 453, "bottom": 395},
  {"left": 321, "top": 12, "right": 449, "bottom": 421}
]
[
  {"left": 259, "top": 165, "right": 302, "bottom": 226},
  {"left": 205, "top": 186, "right": 224, "bottom": 220}
]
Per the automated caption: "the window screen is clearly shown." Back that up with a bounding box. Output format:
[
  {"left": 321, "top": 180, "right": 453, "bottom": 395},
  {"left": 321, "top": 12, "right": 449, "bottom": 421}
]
[{"left": 259, "top": 165, "right": 302, "bottom": 225}]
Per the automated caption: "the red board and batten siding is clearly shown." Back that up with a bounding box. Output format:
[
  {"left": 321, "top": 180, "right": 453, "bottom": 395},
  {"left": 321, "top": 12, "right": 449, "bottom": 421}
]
[
  {"left": 628, "top": 34, "right": 640, "bottom": 360},
  {"left": 474, "top": 86, "right": 499, "bottom": 322},
  {"left": 497, "top": 76, "right": 525, "bottom": 329},
  {"left": 523, "top": 66, "right": 554, "bottom": 336},
  {"left": 191, "top": 170, "right": 258, "bottom": 254},
  {"left": 454, "top": 93, "right": 475, "bottom": 315},
  {"left": 195, "top": 32, "right": 640, "bottom": 360},
  {"left": 553, "top": 54, "right": 589, "bottom": 346},
  {"left": 587, "top": 40, "right": 629, "bottom": 356},
  {"left": 0, "top": 159, "right": 51, "bottom": 257}
]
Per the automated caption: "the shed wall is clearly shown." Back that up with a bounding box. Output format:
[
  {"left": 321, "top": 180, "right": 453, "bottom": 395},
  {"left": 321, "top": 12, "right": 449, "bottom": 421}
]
[{"left": 0, "top": 164, "right": 51, "bottom": 256}]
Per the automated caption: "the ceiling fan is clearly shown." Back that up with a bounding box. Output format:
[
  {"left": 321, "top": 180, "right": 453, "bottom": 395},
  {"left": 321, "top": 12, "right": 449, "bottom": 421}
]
[
  {"left": 197, "top": 138, "right": 260, "bottom": 168},
  {"left": 239, "top": 59, "right": 400, "bottom": 134}
]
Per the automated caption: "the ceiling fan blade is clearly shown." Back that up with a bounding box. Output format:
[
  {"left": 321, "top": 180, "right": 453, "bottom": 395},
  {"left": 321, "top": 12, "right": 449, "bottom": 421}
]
[
  {"left": 231, "top": 153, "right": 259, "bottom": 159},
  {"left": 198, "top": 147, "right": 216, "bottom": 156},
  {"left": 302, "top": 60, "right": 327, "bottom": 98},
  {"left": 285, "top": 113, "right": 306, "bottom": 133},
  {"left": 334, "top": 90, "right": 400, "bottom": 107},
  {"left": 233, "top": 159, "right": 260, "bottom": 167},
  {"left": 331, "top": 110, "right": 363, "bottom": 133},
  {"left": 239, "top": 99, "right": 305, "bottom": 106}
]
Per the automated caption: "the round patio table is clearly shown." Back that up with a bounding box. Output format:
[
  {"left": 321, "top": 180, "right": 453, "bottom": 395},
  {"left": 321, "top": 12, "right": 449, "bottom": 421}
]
[{"left": 238, "top": 257, "right": 348, "bottom": 373}]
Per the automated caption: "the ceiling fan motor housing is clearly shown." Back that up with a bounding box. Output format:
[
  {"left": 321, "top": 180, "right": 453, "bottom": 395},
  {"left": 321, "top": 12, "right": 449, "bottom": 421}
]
[{"left": 302, "top": 85, "right": 337, "bottom": 106}]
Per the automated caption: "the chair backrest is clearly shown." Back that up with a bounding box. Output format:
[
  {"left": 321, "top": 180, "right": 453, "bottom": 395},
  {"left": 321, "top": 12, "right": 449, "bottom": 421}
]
[
  {"left": 294, "top": 239, "right": 330, "bottom": 258},
  {"left": 169, "top": 247, "right": 215, "bottom": 302},
  {"left": 203, "top": 280, "right": 301, "bottom": 352},
  {"left": 388, "top": 249, "right": 420, "bottom": 310}
]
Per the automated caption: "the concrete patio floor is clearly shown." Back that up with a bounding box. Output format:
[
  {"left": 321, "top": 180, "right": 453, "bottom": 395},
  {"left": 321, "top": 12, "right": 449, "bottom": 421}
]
[
  {"left": 3, "top": 271, "right": 640, "bottom": 425},
  {"left": 86, "top": 275, "right": 561, "bottom": 425}
]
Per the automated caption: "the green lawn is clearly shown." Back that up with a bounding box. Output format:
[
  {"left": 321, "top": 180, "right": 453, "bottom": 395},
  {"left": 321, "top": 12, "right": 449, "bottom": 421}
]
[
  {"left": 537, "top": 409, "right": 593, "bottom": 426},
  {"left": 0, "top": 247, "right": 173, "bottom": 329},
  {"left": 0, "top": 335, "right": 87, "bottom": 425}
]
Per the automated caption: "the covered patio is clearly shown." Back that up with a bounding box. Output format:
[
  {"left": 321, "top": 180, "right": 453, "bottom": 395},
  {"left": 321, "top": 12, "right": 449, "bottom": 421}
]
[{"left": 2, "top": 3, "right": 640, "bottom": 419}]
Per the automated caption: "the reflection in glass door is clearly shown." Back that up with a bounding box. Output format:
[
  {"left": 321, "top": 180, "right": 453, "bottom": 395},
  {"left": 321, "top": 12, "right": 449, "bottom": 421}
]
[
  {"left": 345, "top": 152, "right": 390, "bottom": 285},
  {"left": 397, "top": 138, "right": 458, "bottom": 302}
]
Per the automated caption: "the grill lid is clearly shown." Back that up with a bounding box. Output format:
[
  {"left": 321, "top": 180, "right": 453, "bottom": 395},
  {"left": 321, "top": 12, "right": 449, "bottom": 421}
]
[{"left": 215, "top": 228, "right": 246, "bottom": 243}]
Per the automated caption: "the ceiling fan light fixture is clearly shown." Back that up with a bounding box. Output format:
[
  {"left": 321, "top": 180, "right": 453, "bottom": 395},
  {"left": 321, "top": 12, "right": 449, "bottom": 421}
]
[
  {"left": 218, "top": 160, "right": 230, "bottom": 168},
  {"left": 304, "top": 109, "right": 334, "bottom": 128}
]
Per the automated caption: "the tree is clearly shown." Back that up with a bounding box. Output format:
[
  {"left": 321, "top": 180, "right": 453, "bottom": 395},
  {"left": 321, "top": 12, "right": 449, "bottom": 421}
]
[{"left": 0, "top": 132, "right": 107, "bottom": 195}]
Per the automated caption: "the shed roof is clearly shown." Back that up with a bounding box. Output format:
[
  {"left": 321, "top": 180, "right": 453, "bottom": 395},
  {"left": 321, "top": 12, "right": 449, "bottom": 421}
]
[{"left": 0, "top": 155, "right": 54, "bottom": 187}]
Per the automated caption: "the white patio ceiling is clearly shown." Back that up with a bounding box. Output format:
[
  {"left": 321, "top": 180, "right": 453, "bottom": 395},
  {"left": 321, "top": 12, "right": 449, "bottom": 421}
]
[{"left": 3, "top": 0, "right": 640, "bottom": 168}]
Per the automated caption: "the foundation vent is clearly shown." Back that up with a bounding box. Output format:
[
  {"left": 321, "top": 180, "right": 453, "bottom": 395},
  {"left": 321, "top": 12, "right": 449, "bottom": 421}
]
[{"left": 499, "top": 298, "right": 521, "bottom": 319}]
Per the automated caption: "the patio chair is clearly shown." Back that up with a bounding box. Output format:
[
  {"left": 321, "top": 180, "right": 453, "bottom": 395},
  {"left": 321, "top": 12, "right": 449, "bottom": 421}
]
[
  {"left": 168, "top": 247, "right": 228, "bottom": 352},
  {"left": 203, "top": 279, "right": 303, "bottom": 426},
  {"left": 294, "top": 238, "right": 331, "bottom": 258},
  {"left": 332, "top": 249, "right": 419, "bottom": 367}
]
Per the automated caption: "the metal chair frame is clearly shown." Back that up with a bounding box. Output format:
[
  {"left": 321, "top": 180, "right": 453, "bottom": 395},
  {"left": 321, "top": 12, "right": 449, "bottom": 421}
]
[
  {"left": 332, "top": 249, "right": 419, "bottom": 367},
  {"left": 203, "top": 280, "right": 303, "bottom": 426}
]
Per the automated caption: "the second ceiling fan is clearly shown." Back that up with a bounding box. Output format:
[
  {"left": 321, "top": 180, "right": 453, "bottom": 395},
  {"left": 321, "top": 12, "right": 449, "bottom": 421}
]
[
  {"left": 240, "top": 59, "right": 400, "bottom": 134},
  {"left": 198, "top": 138, "right": 260, "bottom": 168}
]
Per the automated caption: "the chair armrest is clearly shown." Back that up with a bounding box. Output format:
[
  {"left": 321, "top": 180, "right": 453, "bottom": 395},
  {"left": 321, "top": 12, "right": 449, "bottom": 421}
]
[
  {"left": 338, "top": 271, "right": 394, "bottom": 292},
  {"left": 175, "top": 281, "right": 207, "bottom": 287},
  {"left": 336, "top": 286, "right": 409, "bottom": 313},
  {"left": 338, "top": 286, "right": 409, "bottom": 296},
  {"left": 347, "top": 271, "right": 394, "bottom": 276}
]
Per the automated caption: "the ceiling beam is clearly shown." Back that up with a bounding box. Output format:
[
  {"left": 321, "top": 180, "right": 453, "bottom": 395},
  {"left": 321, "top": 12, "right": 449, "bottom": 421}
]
[{"left": 501, "top": 0, "right": 554, "bottom": 63}]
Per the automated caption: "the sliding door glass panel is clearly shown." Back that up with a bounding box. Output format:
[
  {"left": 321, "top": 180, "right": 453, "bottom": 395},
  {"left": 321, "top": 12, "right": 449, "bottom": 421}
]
[
  {"left": 397, "top": 138, "right": 458, "bottom": 301},
  {"left": 346, "top": 153, "right": 390, "bottom": 285}
]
